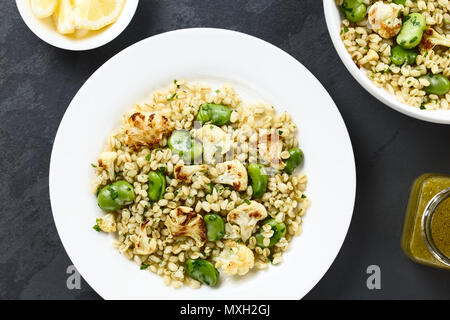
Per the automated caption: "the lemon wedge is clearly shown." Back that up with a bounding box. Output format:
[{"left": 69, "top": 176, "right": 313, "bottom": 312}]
[
  {"left": 30, "top": 0, "right": 58, "bottom": 18},
  {"left": 72, "top": 0, "right": 126, "bottom": 31},
  {"left": 52, "top": 0, "right": 75, "bottom": 34}
]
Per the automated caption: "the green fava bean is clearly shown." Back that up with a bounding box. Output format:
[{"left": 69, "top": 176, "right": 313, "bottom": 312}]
[
  {"left": 168, "top": 130, "right": 203, "bottom": 163},
  {"left": 341, "top": 0, "right": 367, "bottom": 23},
  {"left": 393, "top": 0, "right": 407, "bottom": 5},
  {"left": 255, "top": 219, "right": 287, "bottom": 248},
  {"left": 204, "top": 213, "right": 225, "bottom": 241},
  {"left": 248, "top": 163, "right": 268, "bottom": 199},
  {"left": 284, "top": 147, "right": 304, "bottom": 175},
  {"left": 97, "top": 180, "right": 135, "bottom": 212},
  {"left": 397, "top": 13, "right": 426, "bottom": 49},
  {"left": 148, "top": 171, "right": 166, "bottom": 202},
  {"left": 185, "top": 259, "right": 219, "bottom": 287},
  {"left": 168, "top": 130, "right": 191, "bottom": 157},
  {"left": 420, "top": 73, "right": 450, "bottom": 95},
  {"left": 197, "top": 103, "right": 232, "bottom": 125},
  {"left": 390, "top": 46, "right": 418, "bottom": 66},
  {"left": 191, "top": 139, "right": 203, "bottom": 162}
]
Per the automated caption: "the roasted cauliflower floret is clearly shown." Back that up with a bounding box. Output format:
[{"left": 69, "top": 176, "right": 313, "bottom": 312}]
[
  {"left": 213, "top": 160, "right": 248, "bottom": 192},
  {"left": 421, "top": 28, "right": 450, "bottom": 50},
  {"left": 96, "top": 213, "right": 117, "bottom": 233},
  {"left": 196, "top": 125, "right": 231, "bottom": 164},
  {"left": 132, "top": 221, "right": 157, "bottom": 255},
  {"left": 223, "top": 223, "right": 241, "bottom": 240},
  {"left": 214, "top": 241, "right": 255, "bottom": 276},
  {"left": 258, "top": 129, "right": 282, "bottom": 166},
  {"left": 124, "top": 112, "right": 172, "bottom": 148},
  {"left": 368, "top": 1, "right": 402, "bottom": 39},
  {"left": 174, "top": 163, "right": 208, "bottom": 183},
  {"left": 165, "top": 206, "right": 207, "bottom": 246},
  {"left": 97, "top": 151, "right": 117, "bottom": 181},
  {"left": 227, "top": 200, "right": 267, "bottom": 242}
]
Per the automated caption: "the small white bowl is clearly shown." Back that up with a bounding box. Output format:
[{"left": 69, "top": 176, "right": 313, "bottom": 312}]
[
  {"left": 16, "top": 0, "right": 139, "bottom": 51},
  {"left": 323, "top": 0, "right": 450, "bottom": 124}
]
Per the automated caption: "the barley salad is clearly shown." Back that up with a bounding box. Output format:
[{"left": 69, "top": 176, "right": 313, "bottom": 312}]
[
  {"left": 90, "top": 80, "right": 310, "bottom": 288},
  {"left": 338, "top": 0, "right": 450, "bottom": 110}
]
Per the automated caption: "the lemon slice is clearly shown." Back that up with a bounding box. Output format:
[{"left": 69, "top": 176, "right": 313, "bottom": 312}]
[
  {"left": 30, "top": 0, "right": 58, "bottom": 18},
  {"left": 72, "top": 0, "right": 126, "bottom": 31},
  {"left": 52, "top": 0, "right": 75, "bottom": 34}
]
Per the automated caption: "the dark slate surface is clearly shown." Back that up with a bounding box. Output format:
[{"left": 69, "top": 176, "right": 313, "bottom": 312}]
[{"left": 1, "top": 0, "right": 449, "bottom": 300}]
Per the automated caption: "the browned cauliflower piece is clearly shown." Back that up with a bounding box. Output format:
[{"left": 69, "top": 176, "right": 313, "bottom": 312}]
[
  {"left": 421, "top": 28, "right": 450, "bottom": 50},
  {"left": 214, "top": 240, "right": 255, "bottom": 276},
  {"left": 368, "top": 1, "right": 402, "bottom": 39},
  {"left": 258, "top": 129, "right": 282, "bottom": 166},
  {"left": 96, "top": 213, "right": 117, "bottom": 233},
  {"left": 132, "top": 221, "right": 157, "bottom": 255},
  {"left": 97, "top": 151, "right": 117, "bottom": 181},
  {"left": 124, "top": 112, "right": 172, "bottom": 148},
  {"left": 174, "top": 163, "right": 208, "bottom": 183},
  {"left": 227, "top": 200, "right": 267, "bottom": 242},
  {"left": 196, "top": 125, "right": 231, "bottom": 164},
  {"left": 213, "top": 160, "right": 248, "bottom": 192},
  {"left": 165, "top": 206, "right": 207, "bottom": 246}
]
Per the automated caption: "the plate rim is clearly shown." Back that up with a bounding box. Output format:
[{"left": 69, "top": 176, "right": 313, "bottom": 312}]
[{"left": 49, "top": 27, "right": 357, "bottom": 300}]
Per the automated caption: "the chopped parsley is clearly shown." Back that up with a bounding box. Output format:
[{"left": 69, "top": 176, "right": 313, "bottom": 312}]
[
  {"left": 167, "top": 93, "right": 177, "bottom": 101},
  {"left": 244, "top": 199, "right": 251, "bottom": 205},
  {"left": 140, "top": 264, "right": 149, "bottom": 270},
  {"left": 108, "top": 187, "right": 119, "bottom": 200},
  {"left": 91, "top": 163, "right": 97, "bottom": 168},
  {"left": 208, "top": 182, "right": 214, "bottom": 194},
  {"left": 158, "top": 166, "right": 166, "bottom": 174},
  {"left": 301, "top": 194, "right": 307, "bottom": 199},
  {"left": 278, "top": 130, "right": 283, "bottom": 135},
  {"left": 145, "top": 154, "right": 151, "bottom": 161},
  {"left": 216, "top": 89, "right": 220, "bottom": 94},
  {"left": 93, "top": 222, "right": 101, "bottom": 232}
]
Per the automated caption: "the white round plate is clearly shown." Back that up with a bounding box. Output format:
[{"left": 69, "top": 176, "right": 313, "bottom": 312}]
[
  {"left": 324, "top": 0, "right": 450, "bottom": 124},
  {"left": 50, "top": 28, "right": 356, "bottom": 300},
  {"left": 16, "top": 0, "right": 139, "bottom": 51}
]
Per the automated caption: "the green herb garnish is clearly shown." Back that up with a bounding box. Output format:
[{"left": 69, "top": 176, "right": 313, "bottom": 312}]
[{"left": 167, "top": 93, "right": 177, "bottom": 101}]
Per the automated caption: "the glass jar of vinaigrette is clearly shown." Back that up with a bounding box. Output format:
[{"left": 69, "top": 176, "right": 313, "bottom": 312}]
[{"left": 401, "top": 174, "right": 450, "bottom": 270}]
